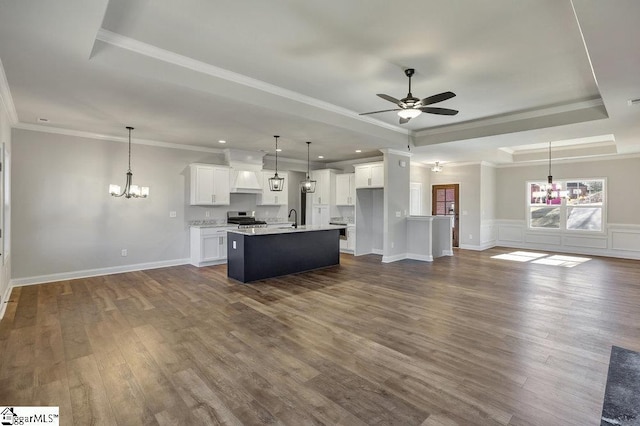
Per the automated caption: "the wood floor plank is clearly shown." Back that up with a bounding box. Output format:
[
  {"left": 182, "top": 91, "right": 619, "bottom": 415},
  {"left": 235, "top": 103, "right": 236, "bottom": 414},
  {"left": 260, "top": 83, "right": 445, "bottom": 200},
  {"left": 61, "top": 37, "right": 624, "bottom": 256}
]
[{"left": 1, "top": 249, "right": 639, "bottom": 424}]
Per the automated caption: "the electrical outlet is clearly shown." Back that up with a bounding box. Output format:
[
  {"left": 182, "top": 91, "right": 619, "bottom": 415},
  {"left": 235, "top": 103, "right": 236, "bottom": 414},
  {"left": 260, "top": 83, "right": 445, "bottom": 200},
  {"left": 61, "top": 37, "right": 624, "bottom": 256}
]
[
  {"left": 121, "top": 249, "right": 128, "bottom": 257},
  {"left": 469, "top": 234, "right": 473, "bottom": 240},
  {"left": 395, "top": 211, "right": 401, "bottom": 217},
  {"left": 169, "top": 211, "right": 177, "bottom": 218}
]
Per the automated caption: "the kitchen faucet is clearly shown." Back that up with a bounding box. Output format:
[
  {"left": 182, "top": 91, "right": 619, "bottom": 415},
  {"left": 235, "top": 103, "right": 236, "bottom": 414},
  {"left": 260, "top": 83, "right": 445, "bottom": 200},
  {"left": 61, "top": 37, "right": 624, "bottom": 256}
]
[{"left": 288, "top": 208, "right": 298, "bottom": 228}]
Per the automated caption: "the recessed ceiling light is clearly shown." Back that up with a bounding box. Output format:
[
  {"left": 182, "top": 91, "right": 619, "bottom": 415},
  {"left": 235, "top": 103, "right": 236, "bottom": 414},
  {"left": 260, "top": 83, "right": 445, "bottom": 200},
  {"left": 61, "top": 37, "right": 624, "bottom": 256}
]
[
  {"left": 355, "top": 150, "right": 362, "bottom": 153},
  {"left": 37, "top": 117, "right": 49, "bottom": 123},
  {"left": 218, "top": 140, "right": 226, "bottom": 144},
  {"left": 318, "top": 155, "right": 324, "bottom": 159},
  {"left": 276, "top": 148, "right": 282, "bottom": 152}
]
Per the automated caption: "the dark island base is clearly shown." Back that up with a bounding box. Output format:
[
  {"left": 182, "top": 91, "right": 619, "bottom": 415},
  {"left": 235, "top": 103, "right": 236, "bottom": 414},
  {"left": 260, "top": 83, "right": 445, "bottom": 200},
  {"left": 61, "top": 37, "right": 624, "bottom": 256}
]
[{"left": 227, "top": 229, "right": 340, "bottom": 283}]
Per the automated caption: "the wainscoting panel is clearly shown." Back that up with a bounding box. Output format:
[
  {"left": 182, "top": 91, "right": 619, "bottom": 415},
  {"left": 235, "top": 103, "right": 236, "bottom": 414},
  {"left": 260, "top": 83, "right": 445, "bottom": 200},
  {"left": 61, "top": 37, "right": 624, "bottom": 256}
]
[{"left": 494, "top": 220, "right": 640, "bottom": 260}]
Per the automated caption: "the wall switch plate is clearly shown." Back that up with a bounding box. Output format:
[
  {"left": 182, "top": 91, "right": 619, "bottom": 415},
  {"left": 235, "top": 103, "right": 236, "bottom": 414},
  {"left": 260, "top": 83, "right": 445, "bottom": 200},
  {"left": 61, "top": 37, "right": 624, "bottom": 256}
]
[
  {"left": 469, "top": 234, "right": 473, "bottom": 240},
  {"left": 205, "top": 211, "right": 210, "bottom": 217},
  {"left": 169, "top": 211, "right": 177, "bottom": 218},
  {"left": 395, "top": 211, "right": 401, "bottom": 217},
  {"left": 232, "top": 241, "right": 237, "bottom": 249},
  {"left": 121, "top": 249, "right": 128, "bottom": 257}
]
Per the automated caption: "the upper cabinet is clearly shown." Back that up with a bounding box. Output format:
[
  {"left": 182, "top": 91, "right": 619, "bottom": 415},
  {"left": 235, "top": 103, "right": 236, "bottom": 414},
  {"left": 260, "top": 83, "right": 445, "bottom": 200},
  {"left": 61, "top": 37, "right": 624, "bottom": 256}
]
[
  {"left": 258, "top": 171, "right": 288, "bottom": 205},
  {"left": 354, "top": 162, "right": 384, "bottom": 188},
  {"left": 310, "top": 169, "right": 336, "bottom": 205},
  {"left": 189, "top": 164, "right": 230, "bottom": 205},
  {"left": 335, "top": 173, "right": 355, "bottom": 206}
]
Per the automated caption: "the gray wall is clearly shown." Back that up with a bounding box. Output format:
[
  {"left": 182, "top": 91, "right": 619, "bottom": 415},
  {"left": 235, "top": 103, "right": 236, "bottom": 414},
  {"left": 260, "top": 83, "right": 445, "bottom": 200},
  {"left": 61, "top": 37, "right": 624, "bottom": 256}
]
[
  {"left": 410, "top": 164, "right": 430, "bottom": 216},
  {"left": 0, "top": 102, "right": 11, "bottom": 304},
  {"left": 495, "top": 157, "right": 640, "bottom": 225},
  {"left": 10, "top": 129, "right": 292, "bottom": 280},
  {"left": 480, "top": 163, "right": 497, "bottom": 246},
  {"left": 430, "top": 163, "right": 482, "bottom": 249},
  {"left": 383, "top": 151, "right": 410, "bottom": 259}
]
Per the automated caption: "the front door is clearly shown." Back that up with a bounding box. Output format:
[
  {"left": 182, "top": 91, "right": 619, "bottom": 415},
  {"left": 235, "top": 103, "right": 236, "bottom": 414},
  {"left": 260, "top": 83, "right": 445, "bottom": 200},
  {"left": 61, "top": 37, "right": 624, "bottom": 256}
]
[{"left": 432, "top": 184, "right": 459, "bottom": 247}]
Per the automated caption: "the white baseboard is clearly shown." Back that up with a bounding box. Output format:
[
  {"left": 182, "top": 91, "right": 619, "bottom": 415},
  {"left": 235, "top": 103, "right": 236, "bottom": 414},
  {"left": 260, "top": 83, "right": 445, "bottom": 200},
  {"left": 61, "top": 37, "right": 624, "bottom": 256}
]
[
  {"left": 372, "top": 248, "right": 384, "bottom": 255},
  {"left": 9, "top": 258, "right": 191, "bottom": 287},
  {"left": 458, "top": 244, "right": 484, "bottom": 251},
  {"left": 382, "top": 253, "right": 407, "bottom": 263},
  {"left": 442, "top": 250, "right": 454, "bottom": 256},
  {"left": 0, "top": 283, "right": 12, "bottom": 320},
  {"left": 406, "top": 253, "right": 433, "bottom": 262}
]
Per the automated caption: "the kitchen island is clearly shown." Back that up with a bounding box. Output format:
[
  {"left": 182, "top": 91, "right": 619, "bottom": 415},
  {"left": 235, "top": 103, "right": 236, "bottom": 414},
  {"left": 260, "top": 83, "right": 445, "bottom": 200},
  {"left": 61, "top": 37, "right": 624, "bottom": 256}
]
[{"left": 227, "top": 225, "right": 345, "bottom": 283}]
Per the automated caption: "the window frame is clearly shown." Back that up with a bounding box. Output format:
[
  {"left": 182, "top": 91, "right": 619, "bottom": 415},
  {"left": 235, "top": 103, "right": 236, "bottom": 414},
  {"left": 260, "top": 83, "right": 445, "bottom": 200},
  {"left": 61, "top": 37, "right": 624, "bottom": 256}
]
[{"left": 526, "top": 177, "right": 607, "bottom": 234}]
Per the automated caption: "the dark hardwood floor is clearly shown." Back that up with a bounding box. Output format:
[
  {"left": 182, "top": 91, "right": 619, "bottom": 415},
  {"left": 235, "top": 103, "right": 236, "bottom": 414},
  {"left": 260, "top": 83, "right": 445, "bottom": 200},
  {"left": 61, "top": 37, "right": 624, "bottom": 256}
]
[{"left": 1, "top": 248, "right": 639, "bottom": 425}]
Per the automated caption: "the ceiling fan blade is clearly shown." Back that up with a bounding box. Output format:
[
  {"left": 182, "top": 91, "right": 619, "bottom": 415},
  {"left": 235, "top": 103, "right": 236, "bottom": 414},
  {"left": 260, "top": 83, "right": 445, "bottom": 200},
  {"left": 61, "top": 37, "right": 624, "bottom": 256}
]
[
  {"left": 359, "top": 108, "right": 402, "bottom": 116},
  {"left": 377, "top": 94, "right": 402, "bottom": 105},
  {"left": 419, "top": 107, "right": 459, "bottom": 116},
  {"left": 421, "top": 91, "right": 456, "bottom": 106},
  {"left": 399, "top": 117, "right": 410, "bottom": 124}
]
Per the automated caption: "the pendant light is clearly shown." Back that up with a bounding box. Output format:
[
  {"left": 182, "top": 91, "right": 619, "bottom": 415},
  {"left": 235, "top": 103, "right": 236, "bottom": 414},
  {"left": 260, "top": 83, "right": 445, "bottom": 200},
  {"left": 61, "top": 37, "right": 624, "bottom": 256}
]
[
  {"left": 268, "top": 135, "right": 284, "bottom": 191},
  {"left": 109, "top": 126, "right": 149, "bottom": 198},
  {"left": 300, "top": 141, "right": 316, "bottom": 193},
  {"left": 431, "top": 161, "right": 443, "bottom": 173}
]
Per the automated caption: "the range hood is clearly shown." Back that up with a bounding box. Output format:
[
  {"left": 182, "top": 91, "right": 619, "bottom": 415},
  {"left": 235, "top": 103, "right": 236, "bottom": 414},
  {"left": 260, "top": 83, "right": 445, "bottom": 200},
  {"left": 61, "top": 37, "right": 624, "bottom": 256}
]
[{"left": 225, "top": 149, "right": 265, "bottom": 194}]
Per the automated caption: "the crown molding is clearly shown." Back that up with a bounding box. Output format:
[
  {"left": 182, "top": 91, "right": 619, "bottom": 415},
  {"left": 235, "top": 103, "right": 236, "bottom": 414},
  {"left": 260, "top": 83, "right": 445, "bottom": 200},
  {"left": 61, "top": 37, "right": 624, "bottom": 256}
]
[
  {"left": 379, "top": 148, "right": 412, "bottom": 157},
  {"left": 95, "top": 29, "right": 409, "bottom": 137},
  {"left": 0, "top": 57, "right": 18, "bottom": 125},
  {"left": 494, "top": 151, "right": 640, "bottom": 168},
  {"left": 414, "top": 98, "right": 604, "bottom": 138},
  {"left": 13, "top": 122, "right": 223, "bottom": 153}
]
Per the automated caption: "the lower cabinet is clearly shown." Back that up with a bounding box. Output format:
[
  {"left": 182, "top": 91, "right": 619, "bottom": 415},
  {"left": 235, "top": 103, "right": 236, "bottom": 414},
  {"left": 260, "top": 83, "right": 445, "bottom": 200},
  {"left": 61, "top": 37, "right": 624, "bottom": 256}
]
[
  {"left": 340, "top": 225, "right": 356, "bottom": 253},
  {"left": 190, "top": 227, "right": 233, "bottom": 266}
]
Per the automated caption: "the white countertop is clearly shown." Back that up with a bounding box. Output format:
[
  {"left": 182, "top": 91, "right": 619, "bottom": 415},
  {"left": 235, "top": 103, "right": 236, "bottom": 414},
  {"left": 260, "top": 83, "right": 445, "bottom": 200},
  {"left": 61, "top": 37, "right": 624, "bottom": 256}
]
[{"left": 228, "top": 224, "right": 346, "bottom": 236}]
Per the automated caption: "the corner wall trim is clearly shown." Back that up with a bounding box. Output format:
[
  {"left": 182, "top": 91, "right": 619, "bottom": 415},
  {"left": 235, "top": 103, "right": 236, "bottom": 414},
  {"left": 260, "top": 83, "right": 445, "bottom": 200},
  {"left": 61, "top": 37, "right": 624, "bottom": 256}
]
[
  {"left": 382, "top": 253, "right": 407, "bottom": 263},
  {"left": 9, "top": 258, "right": 190, "bottom": 287}
]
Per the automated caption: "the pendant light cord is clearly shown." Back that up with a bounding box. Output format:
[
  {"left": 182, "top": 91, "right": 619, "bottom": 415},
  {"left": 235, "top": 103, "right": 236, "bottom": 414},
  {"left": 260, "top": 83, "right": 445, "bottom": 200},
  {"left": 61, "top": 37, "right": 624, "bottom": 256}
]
[
  {"left": 306, "top": 141, "right": 311, "bottom": 178},
  {"left": 274, "top": 135, "right": 279, "bottom": 174},
  {"left": 127, "top": 126, "right": 134, "bottom": 173},
  {"left": 548, "top": 142, "right": 551, "bottom": 177}
]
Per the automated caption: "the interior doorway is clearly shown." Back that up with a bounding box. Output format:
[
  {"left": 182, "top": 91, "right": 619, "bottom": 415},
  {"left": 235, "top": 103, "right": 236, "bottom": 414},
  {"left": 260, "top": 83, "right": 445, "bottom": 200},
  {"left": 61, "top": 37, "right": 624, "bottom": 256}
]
[{"left": 432, "top": 184, "right": 459, "bottom": 247}]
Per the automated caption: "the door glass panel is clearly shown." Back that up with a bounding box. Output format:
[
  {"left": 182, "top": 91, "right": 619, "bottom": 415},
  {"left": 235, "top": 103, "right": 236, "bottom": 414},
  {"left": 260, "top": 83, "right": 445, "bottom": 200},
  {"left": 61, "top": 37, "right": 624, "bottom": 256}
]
[
  {"left": 436, "top": 190, "right": 445, "bottom": 201},
  {"left": 445, "top": 202, "right": 455, "bottom": 215},
  {"left": 446, "top": 189, "right": 455, "bottom": 201},
  {"left": 436, "top": 202, "right": 445, "bottom": 215}
]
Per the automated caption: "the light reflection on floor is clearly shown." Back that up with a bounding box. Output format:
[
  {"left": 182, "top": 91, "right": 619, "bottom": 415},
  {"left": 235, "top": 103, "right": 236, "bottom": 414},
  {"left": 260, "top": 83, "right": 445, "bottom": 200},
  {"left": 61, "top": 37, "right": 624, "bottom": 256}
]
[{"left": 491, "top": 251, "right": 591, "bottom": 267}]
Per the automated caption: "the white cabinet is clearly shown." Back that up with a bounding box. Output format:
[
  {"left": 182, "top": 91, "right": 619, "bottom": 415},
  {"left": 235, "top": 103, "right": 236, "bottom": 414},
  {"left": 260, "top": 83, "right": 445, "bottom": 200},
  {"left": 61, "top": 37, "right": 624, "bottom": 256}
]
[
  {"left": 190, "top": 164, "right": 230, "bottom": 205},
  {"left": 339, "top": 225, "right": 356, "bottom": 253},
  {"left": 311, "top": 205, "right": 330, "bottom": 226},
  {"left": 258, "top": 171, "right": 288, "bottom": 205},
  {"left": 335, "top": 173, "right": 355, "bottom": 206},
  {"left": 310, "top": 169, "right": 336, "bottom": 205},
  {"left": 190, "top": 227, "right": 232, "bottom": 266},
  {"left": 355, "top": 162, "right": 384, "bottom": 189}
]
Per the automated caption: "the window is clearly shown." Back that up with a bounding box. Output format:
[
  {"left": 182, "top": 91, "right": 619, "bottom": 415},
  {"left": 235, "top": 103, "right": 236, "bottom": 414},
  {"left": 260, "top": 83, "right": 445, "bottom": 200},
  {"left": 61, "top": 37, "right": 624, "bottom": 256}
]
[{"left": 527, "top": 179, "right": 605, "bottom": 232}]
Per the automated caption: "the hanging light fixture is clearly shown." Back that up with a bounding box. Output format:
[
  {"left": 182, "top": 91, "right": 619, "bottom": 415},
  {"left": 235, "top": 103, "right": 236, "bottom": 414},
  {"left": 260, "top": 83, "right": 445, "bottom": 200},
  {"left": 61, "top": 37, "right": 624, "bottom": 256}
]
[
  {"left": 398, "top": 109, "right": 422, "bottom": 120},
  {"left": 431, "top": 161, "right": 443, "bottom": 173},
  {"left": 109, "top": 126, "right": 149, "bottom": 198},
  {"left": 546, "top": 141, "right": 554, "bottom": 200},
  {"left": 300, "top": 141, "right": 316, "bottom": 193},
  {"left": 268, "top": 135, "right": 284, "bottom": 191}
]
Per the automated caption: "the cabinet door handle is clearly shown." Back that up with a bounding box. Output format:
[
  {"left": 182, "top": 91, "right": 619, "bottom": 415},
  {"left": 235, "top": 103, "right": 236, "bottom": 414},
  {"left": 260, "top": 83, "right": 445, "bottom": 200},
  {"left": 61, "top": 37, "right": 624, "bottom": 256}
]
[
  {"left": 319, "top": 196, "right": 322, "bottom": 204},
  {"left": 368, "top": 177, "right": 371, "bottom": 186},
  {"left": 275, "top": 196, "right": 278, "bottom": 204},
  {"left": 219, "top": 236, "right": 223, "bottom": 245},
  {"left": 212, "top": 194, "right": 216, "bottom": 203}
]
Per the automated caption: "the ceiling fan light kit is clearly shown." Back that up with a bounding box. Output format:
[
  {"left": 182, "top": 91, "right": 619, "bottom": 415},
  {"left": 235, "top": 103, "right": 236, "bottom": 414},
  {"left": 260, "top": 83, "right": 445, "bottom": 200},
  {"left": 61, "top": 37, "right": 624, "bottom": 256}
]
[
  {"left": 431, "top": 162, "right": 443, "bottom": 173},
  {"left": 360, "top": 68, "right": 458, "bottom": 124}
]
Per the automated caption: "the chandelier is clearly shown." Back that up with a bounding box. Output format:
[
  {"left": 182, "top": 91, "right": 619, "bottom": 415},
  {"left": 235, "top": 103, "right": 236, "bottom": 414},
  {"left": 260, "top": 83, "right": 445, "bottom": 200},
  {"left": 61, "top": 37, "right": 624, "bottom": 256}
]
[{"left": 109, "top": 126, "right": 149, "bottom": 198}]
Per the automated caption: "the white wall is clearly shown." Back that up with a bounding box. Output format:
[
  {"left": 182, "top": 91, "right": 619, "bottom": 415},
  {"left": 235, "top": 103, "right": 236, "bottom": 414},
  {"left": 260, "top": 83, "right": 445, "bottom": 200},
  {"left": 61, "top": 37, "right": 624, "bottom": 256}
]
[{"left": 0, "top": 96, "right": 11, "bottom": 311}]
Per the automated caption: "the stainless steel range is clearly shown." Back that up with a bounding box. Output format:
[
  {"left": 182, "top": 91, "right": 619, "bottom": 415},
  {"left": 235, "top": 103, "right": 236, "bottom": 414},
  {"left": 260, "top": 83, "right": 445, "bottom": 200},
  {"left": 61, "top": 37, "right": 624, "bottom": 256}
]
[{"left": 227, "top": 211, "right": 267, "bottom": 229}]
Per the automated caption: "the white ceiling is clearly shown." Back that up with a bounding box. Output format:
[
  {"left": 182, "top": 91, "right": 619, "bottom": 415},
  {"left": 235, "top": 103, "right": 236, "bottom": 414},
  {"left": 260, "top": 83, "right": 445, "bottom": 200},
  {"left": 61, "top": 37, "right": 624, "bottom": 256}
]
[{"left": 1, "top": 0, "right": 639, "bottom": 166}]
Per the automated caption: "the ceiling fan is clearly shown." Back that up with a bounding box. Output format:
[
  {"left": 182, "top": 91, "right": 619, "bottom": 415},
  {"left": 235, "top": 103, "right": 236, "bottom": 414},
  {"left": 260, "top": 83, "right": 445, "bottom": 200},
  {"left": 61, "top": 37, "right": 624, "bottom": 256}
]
[{"left": 360, "top": 68, "right": 458, "bottom": 124}]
